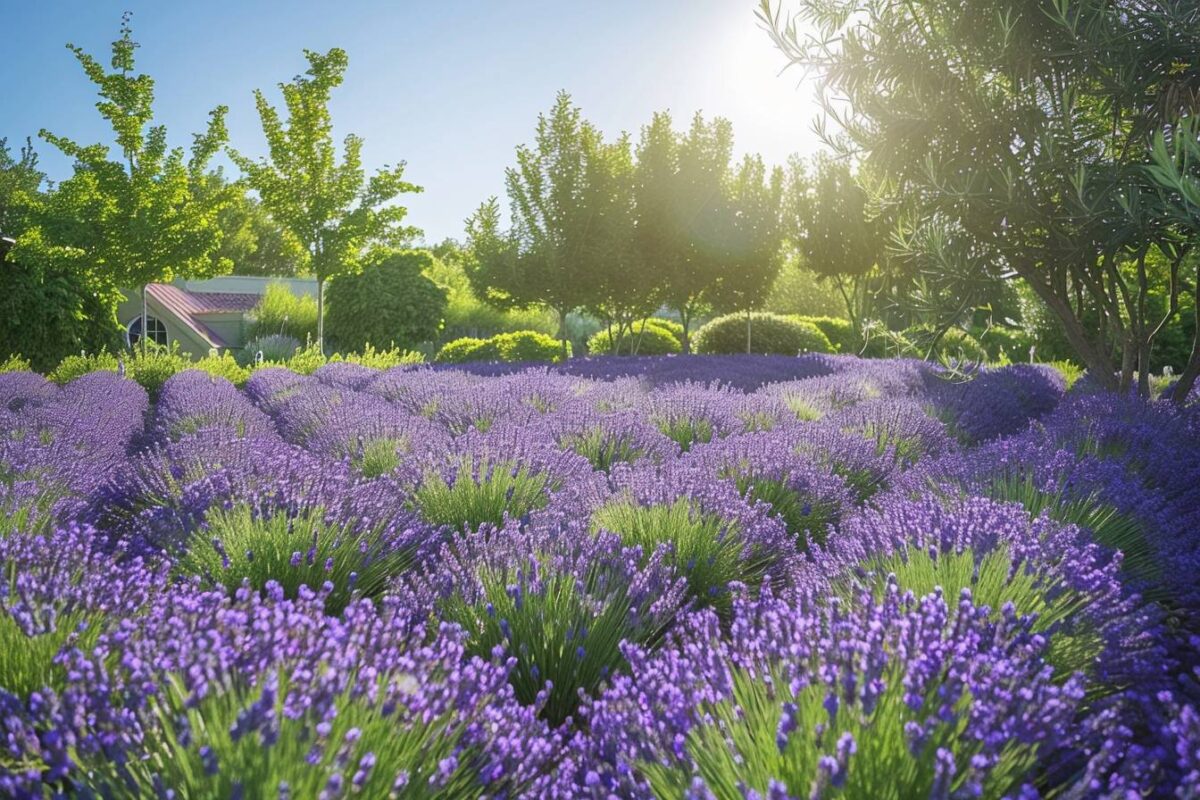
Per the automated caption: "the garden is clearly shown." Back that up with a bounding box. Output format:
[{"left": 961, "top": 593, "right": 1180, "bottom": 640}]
[{"left": 3, "top": 0, "right": 1200, "bottom": 797}]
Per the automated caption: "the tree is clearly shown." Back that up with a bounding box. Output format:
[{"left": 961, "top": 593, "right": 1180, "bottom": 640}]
[
  {"left": 0, "top": 138, "right": 43, "bottom": 237},
  {"left": 706, "top": 154, "right": 785, "bottom": 352},
  {"left": 325, "top": 249, "right": 448, "bottom": 352},
  {"left": 230, "top": 47, "right": 422, "bottom": 350},
  {"left": 196, "top": 173, "right": 306, "bottom": 277},
  {"left": 783, "top": 155, "right": 886, "bottom": 331},
  {"left": 33, "top": 14, "right": 233, "bottom": 354},
  {"left": 762, "top": 0, "right": 1200, "bottom": 396},
  {"left": 1145, "top": 116, "right": 1200, "bottom": 401},
  {"left": 653, "top": 113, "right": 737, "bottom": 352},
  {"left": 465, "top": 92, "right": 616, "bottom": 355}
]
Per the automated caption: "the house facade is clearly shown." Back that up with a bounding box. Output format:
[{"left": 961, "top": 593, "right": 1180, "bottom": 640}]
[{"left": 118, "top": 276, "right": 317, "bottom": 358}]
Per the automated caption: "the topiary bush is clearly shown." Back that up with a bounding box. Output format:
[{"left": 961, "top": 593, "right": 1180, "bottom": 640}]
[
  {"left": 588, "top": 322, "right": 681, "bottom": 356},
  {"left": 243, "top": 282, "right": 318, "bottom": 343},
  {"left": 693, "top": 312, "right": 833, "bottom": 356},
  {"left": 493, "top": 330, "right": 569, "bottom": 362},
  {"left": 435, "top": 331, "right": 568, "bottom": 364},
  {"left": 435, "top": 337, "right": 497, "bottom": 364},
  {"left": 792, "top": 315, "right": 858, "bottom": 354},
  {"left": 1, "top": 355, "right": 32, "bottom": 373},
  {"left": 325, "top": 249, "right": 448, "bottom": 353},
  {"left": 328, "top": 344, "right": 424, "bottom": 371}
]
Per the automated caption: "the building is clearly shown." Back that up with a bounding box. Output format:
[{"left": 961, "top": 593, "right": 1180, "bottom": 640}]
[{"left": 117, "top": 276, "right": 317, "bottom": 358}]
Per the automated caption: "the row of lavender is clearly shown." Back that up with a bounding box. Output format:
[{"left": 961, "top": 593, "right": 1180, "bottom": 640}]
[{"left": 0, "top": 354, "right": 1197, "bottom": 797}]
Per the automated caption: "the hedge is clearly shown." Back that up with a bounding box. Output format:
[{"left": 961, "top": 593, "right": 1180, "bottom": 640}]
[
  {"left": 435, "top": 331, "right": 570, "bottom": 364},
  {"left": 903, "top": 325, "right": 987, "bottom": 362},
  {"left": 792, "top": 316, "right": 858, "bottom": 354},
  {"left": 693, "top": 312, "right": 834, "bottom": 356}
]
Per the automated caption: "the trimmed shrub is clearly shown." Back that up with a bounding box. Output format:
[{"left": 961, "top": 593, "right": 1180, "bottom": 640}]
[
  {"left": 792, "top": 315, "right": 858, "bottom": 354},
  {"left": 436, "top": 337, "right": 497, "bottom": 364},
  {"left": 435, "top": 331, "right": 569, "bottom": 364},
  {"left": 588, "top": 322, "right": 681, "bottom": 356},
  {"left": 693, "top": 312, "right": 833, "bottom": 356},
  {"left": 243, "top": 283, "right": 318, "bottom": 343},
  {"left": 494, "top": 330, "right": 569, "bottom": 362},
  {"left": 325, "top": 249, "right": 448, "bottom": 352}
]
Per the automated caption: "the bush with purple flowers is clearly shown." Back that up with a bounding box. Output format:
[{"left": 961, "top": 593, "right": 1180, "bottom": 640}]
[{"left": 1, "top": 355, "right": 1197, "bottom": 797}]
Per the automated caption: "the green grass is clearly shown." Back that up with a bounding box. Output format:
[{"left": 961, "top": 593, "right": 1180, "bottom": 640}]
[
  {"left": 351, "top": 436, "right": 405, "bottom": 479},
  {"left": 0, "top": 608, "right": 102, "bottom": 697},
  {"left": 730, "top": 474, "right": 837, "bottom": 550},
  {"left": 652, "top": 416, "right": 714, "bottom": 453}
]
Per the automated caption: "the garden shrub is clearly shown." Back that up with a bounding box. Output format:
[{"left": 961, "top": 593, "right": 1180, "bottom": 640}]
[
  {"left": 1047, "top": 360, "right": 1085, "bottom": 389},
  {"left": 693, "top": 312, "right": 833, "bottom": 356},
  {"left": 587, "top": 322, "right": 681, "bottom": 356},
  {"left": 0, "top": 355, "right": 31, "bottom": 373},
  {"left": 192, "top": 351, "right": 251, "bottom": 387},
  {"left": 328, "top": 344, "right": 424, "bottom": 370},
  {"left": 435, "top": 337, "right": 496, "bottom": 364},
  {"left": 975, "top": 325, "right": 1033, "bottom": 363},
  {"left": 243, "top": 283, "right": 318, "bottom": 342},
  {"left": 325, "top": 249, "right": 448, "bottom": 352},
  {"left": 792, "top": 315, "right": 858, "bottom": 354},
  {"left": 435, "top": 331, "right": 568, "bottom": 364},
  {"left": 493, "top": 330, "right": 569, "bottom": 362},
  {"left": 48, "top": 351, "right": 118, "bottom": 384},
  {"left": 125, "top": 343, "right": 191, "bottom": 399}
]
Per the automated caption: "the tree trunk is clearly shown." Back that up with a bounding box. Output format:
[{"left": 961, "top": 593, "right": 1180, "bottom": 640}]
[
  {"left": 1137, "top": 340, "right": 1152, "bottom": 399},
  {"left": 680, "top": 308, "right": 692, "bottom": 354},
  {"left": 558, "top": 308, "right": 569, "bottom": 358},
  {"left": 316, "top": 278, "right": 325, "bottom": 352},
  {"left": 1018, "top": 267, "right": 1117, "bottom": 389},
  {"left": 746, "top": 310, "right": 752, "bottom": 355},
  {"left": 1171, "top": 267, "right": 1200, "bottom": 404}
]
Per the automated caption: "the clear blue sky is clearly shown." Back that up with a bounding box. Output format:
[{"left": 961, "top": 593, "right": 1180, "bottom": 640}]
[{"left": 0, "top": 0, "right": 824, "bottom": 244}]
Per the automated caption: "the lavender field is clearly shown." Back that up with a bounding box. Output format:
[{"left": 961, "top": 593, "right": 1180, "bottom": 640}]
[{"left": 1, "top": 355, "right": 1198, "bottom": 798}]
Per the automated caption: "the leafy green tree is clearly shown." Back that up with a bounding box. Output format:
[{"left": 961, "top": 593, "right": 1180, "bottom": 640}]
[
  {"left": 762, "top": 0, "right": 1200, "bottom": 395},
  {"left": 196, "top": 173, "right": 305, "bottom": 277},
  {"left": 0, "top": 138, "right": 43, "bottom": 237},
  {"left": 783, "top": 155, "right": 886, "bottom": 331},
  {"left": 465, "top": 92, "right": 616, "bottom": 355},
  {"left": 706, "top": 154, "right": 786, "bottom": 352},
  {"left": 32, "top": 14, "right": 233, "bottom": 354},
  {"left": 1144, "top": 117, "right": 1200, "bottom": 400},
  {"left": 656, "top": 113, "right": 737, "bottom": 352},
  {"left": 325, "top": 249, "right": 448, "bottom": 352},
  {"left": 230, "top": 47, "right": 422, "bottom": 350}
]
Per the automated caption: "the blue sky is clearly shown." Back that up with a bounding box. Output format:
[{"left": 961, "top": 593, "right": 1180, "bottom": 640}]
[{"left": 1, "top": 0, "right": 824, "bottom": 243}]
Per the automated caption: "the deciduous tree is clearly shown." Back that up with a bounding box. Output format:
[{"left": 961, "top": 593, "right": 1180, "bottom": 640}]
[{"left": 230, "top": 47, "right": 422, "bottom": 350}]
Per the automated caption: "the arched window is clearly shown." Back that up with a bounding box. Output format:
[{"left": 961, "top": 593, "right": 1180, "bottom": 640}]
[{"left": 127, "top": 315, "right": 168, "bottom": 348}]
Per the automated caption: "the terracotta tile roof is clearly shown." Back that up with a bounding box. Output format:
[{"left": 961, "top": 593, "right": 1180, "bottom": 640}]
[{"left": 148, "top": 284, "right": 259, "bottom": 349}]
